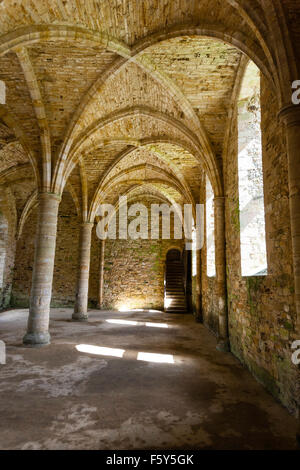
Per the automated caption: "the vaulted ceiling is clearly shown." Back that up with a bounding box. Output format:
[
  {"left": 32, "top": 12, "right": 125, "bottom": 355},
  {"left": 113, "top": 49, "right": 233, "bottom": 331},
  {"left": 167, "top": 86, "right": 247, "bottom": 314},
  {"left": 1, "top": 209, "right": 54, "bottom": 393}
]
[{"left": 0, "top": 0, "right": 298, "bottom": 225}]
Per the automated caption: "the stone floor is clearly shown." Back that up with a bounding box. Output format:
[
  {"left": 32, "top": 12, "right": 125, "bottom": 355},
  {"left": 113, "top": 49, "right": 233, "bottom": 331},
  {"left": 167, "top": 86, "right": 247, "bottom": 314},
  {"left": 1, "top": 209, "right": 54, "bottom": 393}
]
[{"left": 0, "top": 308, "right": 298, "bottom": 450}]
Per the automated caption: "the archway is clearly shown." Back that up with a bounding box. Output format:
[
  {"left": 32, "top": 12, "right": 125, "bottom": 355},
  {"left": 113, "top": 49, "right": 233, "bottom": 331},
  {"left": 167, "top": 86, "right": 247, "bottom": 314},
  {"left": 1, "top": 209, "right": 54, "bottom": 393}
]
[{"left": 164, "top": 248, "right": 187, "bottom": 314}]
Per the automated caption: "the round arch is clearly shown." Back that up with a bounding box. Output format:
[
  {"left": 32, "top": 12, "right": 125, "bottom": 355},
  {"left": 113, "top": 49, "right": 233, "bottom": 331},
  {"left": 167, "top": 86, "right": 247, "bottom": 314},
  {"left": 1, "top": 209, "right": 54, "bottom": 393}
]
[
  {"left": 0, "top": 21, "right": 290, "bottom": 194},
  {"left": 56, "top": 107, "right": 221, "bottom": 198},
  {"left": 88, "top": 144, "right": 196, "bottom": 221},
  {"left": 89, "top": 162, "right": 194, "bottom": 221},
  {"left": 96, "top": 182, "right": 188, "bottom": 241}
]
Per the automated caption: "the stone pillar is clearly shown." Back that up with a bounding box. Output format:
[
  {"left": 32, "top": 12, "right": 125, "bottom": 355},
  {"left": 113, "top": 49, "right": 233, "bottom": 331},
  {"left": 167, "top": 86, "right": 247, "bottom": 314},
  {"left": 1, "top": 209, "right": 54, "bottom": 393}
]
[
  {"left": 97, "top": 239, "right": 105, "bottom": 309},
  {"left": 195, "top": 249, "right": 203, "bottom": 322},
  {"left": 72, "top": 222, "right": 93, "bottom": 321},
  {"left": 279, "top": 105, "right": 300, "bottom": 334},
  {"left": 214, "top": 196, "right": 229, "bottom": 352},
  {"left": 23, "top": 192, "right": 61, "bottom": 346},
  {"left": 0, "top": 80, "right": 6, "bottom": 104}
]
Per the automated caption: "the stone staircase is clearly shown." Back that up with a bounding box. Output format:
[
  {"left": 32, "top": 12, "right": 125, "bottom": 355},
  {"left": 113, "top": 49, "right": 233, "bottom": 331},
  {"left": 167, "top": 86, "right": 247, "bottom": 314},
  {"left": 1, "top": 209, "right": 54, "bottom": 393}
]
[{"left": 164, "top": 260, "right": 187, "bottom": 313}]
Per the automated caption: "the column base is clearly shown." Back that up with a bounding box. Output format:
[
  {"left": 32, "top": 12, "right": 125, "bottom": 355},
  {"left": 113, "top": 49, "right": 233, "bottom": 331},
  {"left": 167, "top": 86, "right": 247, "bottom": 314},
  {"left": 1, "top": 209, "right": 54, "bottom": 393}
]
[
  {"left": 23, "top": 331, "right": 50, "bottom": 347},
  {"left": 72, "top": 312, "right": 88, "bottom": 322},
  {"left": 216, "top": 338, "right": 230, "bottom": 352}
]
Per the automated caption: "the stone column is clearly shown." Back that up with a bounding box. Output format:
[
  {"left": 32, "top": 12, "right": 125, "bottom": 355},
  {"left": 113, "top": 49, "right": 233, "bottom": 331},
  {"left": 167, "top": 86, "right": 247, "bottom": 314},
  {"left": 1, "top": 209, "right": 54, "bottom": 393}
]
[
  {"left": 195, "top": 249, "right": 203, "bottom": 322},
  {"left": 72, "top": 222, "right": 93, "bottom": 321},
  {"left": 214, "top": 196, "right": 229, "bottom": 352},
  {"left": 279, "top": 105, "right": 300, "bottom": 334},
  {"left": 97, "top": 239, "right": 105, "bottom": 309},
  {"left": 0, "top": 79, "right": 5, "bottom": 104},
  {"left": 23, "top": 192, "right": 61, "bottom": 346}
]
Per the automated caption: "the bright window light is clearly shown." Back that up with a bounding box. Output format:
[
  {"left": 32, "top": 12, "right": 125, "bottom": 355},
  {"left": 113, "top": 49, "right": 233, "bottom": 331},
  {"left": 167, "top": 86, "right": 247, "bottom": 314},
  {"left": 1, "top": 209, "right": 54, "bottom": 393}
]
[
  {"left": 76, "top": 344, "right": 125, "bottom": 358},
  {"left": 165, "top": 298, "right": 172, "bottom": 308},
  {"left": 206, "top": 175, "right": 216, "bottom": 277},
  {"left": 238, "top": 61, "right": 267, "bottom": 276},
  {"left": 118, "top": 305, "right": 129, "bottom": 312},
  {"left": 137, "top": 352, "right": 174, "bottom": 364}
]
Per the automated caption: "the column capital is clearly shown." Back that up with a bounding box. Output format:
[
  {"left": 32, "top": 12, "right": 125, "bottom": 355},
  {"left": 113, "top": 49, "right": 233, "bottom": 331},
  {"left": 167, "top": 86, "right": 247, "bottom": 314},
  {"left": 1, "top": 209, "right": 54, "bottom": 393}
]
[
  {"left": 278, "top": 105, "right": 300, "bottom": 127},
  {"left": 81, "top": 221, "right": 94, "bottom": 228},
  {"left": 38, "top": 192, "right": 61, "bottom": 203},
  {"left": 214, "top": 196, "right": 226, "bottom": 206}
]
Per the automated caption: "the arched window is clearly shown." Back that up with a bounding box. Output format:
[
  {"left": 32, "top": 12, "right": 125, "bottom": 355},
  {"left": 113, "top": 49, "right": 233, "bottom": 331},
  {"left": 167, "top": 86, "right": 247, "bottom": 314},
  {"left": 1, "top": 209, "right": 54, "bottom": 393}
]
[
  {"left": 0, "top": 213, "right": 8, "bottom": 290},
  {"left": 238, "top": 61, "right": 267, "bottom": 276},
  {"left": 206, "top": 175, "right": 216, "bottom": 277}
]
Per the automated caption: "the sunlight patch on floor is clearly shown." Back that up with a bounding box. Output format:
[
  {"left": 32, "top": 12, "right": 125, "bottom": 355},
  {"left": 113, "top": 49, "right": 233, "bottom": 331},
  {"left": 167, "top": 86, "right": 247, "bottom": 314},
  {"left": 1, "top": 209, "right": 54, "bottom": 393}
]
[
  {"left": 137, "top": 352, "right": 174, "bottom": 364},
  {"left": 76, "top": 344, "right": 175, "bottom": 364},
  {"left": 106, "top": 319, "right": 169, "bottom": 328},
  {"left": 76, "top": 344, "right": 125, "bottom": 358}
]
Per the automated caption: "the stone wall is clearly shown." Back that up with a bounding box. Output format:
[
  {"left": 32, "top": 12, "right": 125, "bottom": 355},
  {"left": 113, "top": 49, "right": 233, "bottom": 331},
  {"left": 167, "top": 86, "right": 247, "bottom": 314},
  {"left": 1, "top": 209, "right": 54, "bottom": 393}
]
[
  {"left": 88, "top": 227, "right": 101, "bottom": 308},
  {"left": 0, "top": 187, "right": 17, "bottom": 309},
  {"left": 223, "top": 74, "right": 299, "bottom": 415},
  {"left": 52, "top": 192, "right": 80, "bottom": 307},
  {"left": 12, "top": 195, "right": 185, "bottom": 313},
  {"left": 200, "top": 178, "right": 219, "bottom": 333},
  {"left": 102, "top": 238, "right": 183, "bottom": 311},
  {"left": 11, "top": 203, "right": 35, "bottom": 307},
  {"left": 100, "top": 200, "right": 184, "bottom": 311}
]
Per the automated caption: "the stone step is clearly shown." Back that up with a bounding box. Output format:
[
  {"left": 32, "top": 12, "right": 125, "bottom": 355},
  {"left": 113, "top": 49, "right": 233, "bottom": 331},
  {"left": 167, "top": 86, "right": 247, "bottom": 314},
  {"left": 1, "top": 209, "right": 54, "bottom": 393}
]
[
  {"left": 166, "top": 309, "right": 188, "bottom": 313},
  {"left": 166, "top": 296, "right": 186, "bottom": 299}
]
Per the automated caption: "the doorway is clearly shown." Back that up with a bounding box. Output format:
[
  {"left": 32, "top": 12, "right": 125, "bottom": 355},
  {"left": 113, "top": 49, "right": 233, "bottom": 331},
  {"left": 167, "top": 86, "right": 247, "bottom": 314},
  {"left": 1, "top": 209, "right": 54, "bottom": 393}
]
[{"left": 164, "top": 249, "right": 187, "bottom": 313}]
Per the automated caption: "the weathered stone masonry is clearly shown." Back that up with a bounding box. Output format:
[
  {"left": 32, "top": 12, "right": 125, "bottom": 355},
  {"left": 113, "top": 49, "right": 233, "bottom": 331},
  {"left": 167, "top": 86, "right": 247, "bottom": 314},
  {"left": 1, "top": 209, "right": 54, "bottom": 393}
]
[
  {"left": 72, "top": 221, "right": 94, "bottom": 321},
  {"left": 223, "top": 75, "right": 299, "bottom": 414},
  {"left": 23, "top": 192, "right": 61, "bottom": 345},
  {"left": 0, "top": 1, "right": 299, "bottom": 433}
]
